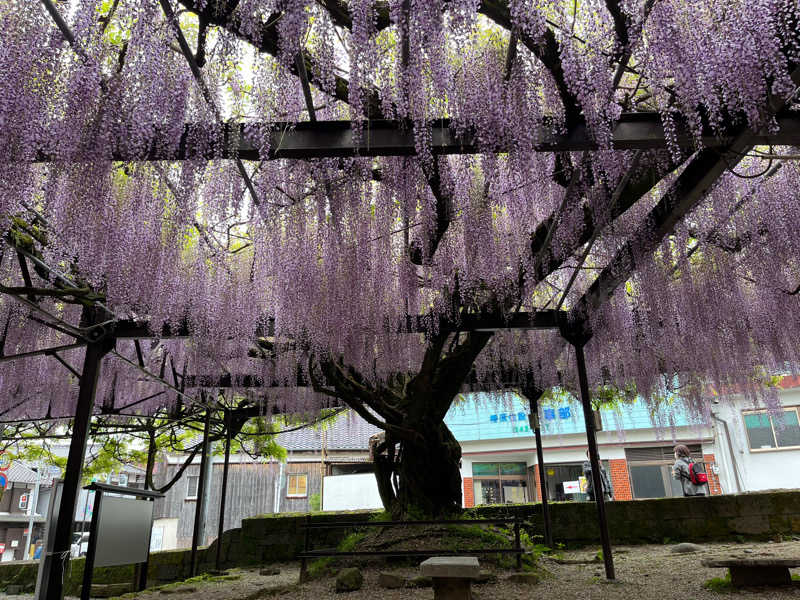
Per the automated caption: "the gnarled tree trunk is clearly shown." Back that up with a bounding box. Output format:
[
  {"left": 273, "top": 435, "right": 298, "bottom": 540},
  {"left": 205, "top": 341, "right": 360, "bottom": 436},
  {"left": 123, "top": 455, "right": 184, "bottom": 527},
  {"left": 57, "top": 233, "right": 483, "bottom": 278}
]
[
  {"left": 314, "top": 329, "right": 491, "bottom": 519},
  {"left": 391, "top": 420, "right": 463, "bottom": 518}
]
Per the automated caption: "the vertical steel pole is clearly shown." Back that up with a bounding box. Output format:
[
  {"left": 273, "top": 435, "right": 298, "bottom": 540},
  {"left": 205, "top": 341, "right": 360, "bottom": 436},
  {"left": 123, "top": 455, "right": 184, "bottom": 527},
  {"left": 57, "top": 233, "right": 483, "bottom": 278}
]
[
  {"left": 530, "top": 397, "right": 553, "bottom": 548},
  {"left": 80, "top": 488, "right": 104, "bottom": 600},
  {"left": 514, "top": 514, "right": 522, "bottom": 570},
  {"left": 299, "top": 514, "right": 310, "bottom": 582},
  {"left": 573, "top": 342, "right": 615, "bottom": 580},
  {"left": 215, "top": 410, "right": 232, "bottom": 572},
  {"left": 137, "top": 429, "right": 158, "bottom": 590},
  {"left": 41, "top": 340, "right": 110, "bottom": 600},
  {"left": 190, "top": 410, "right": 212, "bottom": 577}
]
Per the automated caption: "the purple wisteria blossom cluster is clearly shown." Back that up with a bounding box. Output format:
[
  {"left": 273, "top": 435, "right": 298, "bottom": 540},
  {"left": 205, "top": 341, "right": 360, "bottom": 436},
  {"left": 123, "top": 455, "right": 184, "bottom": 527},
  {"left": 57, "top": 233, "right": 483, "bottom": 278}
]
[{"left": 0, "top": 0, "right": 799, "bottom": 424}]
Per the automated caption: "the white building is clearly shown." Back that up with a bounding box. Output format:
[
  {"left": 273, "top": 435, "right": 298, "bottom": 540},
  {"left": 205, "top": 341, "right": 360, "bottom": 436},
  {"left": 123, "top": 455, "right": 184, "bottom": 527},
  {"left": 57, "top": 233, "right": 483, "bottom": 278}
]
[
  {"left": 449, "top": 392, "right": 721, "bottom": 505},
  {"left": 709, "top": 378, "right": 800, "bottom": 494}
]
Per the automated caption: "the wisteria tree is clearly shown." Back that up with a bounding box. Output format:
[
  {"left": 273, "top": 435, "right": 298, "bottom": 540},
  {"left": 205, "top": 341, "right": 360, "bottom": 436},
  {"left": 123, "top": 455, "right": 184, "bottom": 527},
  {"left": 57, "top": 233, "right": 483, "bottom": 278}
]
[{"left": 0, "top": 0, "right": 799, "bottom": 520}]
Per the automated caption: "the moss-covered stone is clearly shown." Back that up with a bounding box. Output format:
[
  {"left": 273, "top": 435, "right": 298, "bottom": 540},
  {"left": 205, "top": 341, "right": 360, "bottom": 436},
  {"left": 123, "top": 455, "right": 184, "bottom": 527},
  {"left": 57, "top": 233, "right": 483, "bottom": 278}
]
[{"left": 334, "top": 567, "right": 363, "bottom": 592}]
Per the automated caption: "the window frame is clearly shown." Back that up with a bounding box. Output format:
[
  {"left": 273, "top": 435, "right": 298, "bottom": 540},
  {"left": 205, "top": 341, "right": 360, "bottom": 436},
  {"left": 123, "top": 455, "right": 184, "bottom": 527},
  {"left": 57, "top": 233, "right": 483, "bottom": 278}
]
[
  {"left": 185, "top": 474, "right": 200, "bottom": 500},
  {"left": 742, "top": 406, "right": 800, "bottom": 452},
  {"left": 286, "top": 473, "right": 308, "bottom": 498}
]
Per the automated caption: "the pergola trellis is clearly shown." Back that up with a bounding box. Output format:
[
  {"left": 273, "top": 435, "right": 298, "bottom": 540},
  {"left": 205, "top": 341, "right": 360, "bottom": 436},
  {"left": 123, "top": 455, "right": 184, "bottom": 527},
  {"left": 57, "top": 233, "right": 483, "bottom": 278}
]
[{"left": 2, "top": 0, "right": 799, "bottom": 598}]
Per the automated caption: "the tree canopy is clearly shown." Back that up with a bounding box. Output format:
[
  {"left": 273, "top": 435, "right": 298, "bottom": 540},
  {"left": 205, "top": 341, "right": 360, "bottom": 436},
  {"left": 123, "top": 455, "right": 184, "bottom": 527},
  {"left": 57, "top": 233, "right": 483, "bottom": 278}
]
[{"left": 1, "top": 1, "right": 799, "bottom": 498}]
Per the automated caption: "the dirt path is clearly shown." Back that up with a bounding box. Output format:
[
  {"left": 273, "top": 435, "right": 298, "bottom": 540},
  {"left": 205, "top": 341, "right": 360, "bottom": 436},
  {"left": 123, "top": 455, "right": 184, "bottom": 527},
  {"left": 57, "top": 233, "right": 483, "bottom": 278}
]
[{"left": 2, "top": 540, "right": 799, "bottom": 600}]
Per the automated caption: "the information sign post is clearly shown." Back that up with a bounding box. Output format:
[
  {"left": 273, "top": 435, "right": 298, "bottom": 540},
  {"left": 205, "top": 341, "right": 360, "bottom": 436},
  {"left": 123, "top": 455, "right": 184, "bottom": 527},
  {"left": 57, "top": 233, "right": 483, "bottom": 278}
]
[{"left": 80, "top": 483, "right": 164, "bottom": 600}]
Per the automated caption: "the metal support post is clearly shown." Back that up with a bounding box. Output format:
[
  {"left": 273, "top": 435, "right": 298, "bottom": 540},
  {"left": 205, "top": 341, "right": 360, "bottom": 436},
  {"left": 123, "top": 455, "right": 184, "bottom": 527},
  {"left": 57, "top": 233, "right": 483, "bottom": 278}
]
[
  {"left": 572, "top": 341, "right": 615, "bottom": 580},
  {"left": 40, "top": 339, "right": 113, "bottom": 600},
  {"left": 514, "top": 514, "right": 522, "bottom": 570},
  {"left": 190, "top": 410, "right": 212, "bottom": 577},
  {"left": 299, "top": 514, "right": 310, "bottom": 582},
  {"left": 529, "top": 397, "right": 553, "bottom": 548},
  {"left": 79, "top": 488, "right": 105, "bottom": 600},
  {"left": 215, "top": 409, "right": 232, "bottom": 572}
]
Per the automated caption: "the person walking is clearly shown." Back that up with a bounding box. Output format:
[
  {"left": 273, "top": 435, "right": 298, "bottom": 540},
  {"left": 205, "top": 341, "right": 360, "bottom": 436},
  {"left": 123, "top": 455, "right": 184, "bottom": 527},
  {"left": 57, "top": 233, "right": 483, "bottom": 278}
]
[
  {"left": 672, "top": 445, "right": 709, "bottom": 497},
  {"left": 583, "top": 450, "right": 614, "bottom": 501}
]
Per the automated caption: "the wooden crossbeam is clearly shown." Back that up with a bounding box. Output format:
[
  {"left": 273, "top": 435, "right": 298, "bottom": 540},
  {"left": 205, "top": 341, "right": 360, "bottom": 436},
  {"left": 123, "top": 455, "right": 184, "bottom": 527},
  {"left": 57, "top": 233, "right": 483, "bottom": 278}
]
[{"left": 29, "top": 113, "right": 800, "bottom": 162}]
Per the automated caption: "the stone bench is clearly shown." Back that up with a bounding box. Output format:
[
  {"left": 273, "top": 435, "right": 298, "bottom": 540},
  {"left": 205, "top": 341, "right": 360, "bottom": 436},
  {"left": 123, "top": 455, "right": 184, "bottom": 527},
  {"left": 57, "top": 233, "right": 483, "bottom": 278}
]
[
  {"left": 702, "top": 558, "right": 800, "bottom": 587},
  {"left": 420, "top": 556, "right": 480, "bottom": 600}
]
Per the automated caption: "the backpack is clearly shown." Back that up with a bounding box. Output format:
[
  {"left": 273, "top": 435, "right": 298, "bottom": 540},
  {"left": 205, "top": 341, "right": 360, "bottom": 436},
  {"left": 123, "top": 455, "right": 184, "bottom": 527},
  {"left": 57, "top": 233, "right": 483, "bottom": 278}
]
[{"left": 688, "top": 461, "right": 708, "bottom": 485}]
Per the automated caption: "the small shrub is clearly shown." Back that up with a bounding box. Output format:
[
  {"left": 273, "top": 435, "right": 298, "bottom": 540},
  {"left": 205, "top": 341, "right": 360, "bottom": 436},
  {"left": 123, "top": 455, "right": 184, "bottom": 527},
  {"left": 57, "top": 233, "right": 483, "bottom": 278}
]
[
  {"left": 704, "top": 573, "right": 733, "bottom": 593},
  {"left": 339, "top": 532, "right": 367, "bottom": 552},
  {"left": 369, "top": 510, "right": 391, "bottom": 522},
  {"left": 305, "top": 532, "right": 366, "bottom": 580},
  {"left": 306, "top": 556, "right": 335, "bottom": 580}
]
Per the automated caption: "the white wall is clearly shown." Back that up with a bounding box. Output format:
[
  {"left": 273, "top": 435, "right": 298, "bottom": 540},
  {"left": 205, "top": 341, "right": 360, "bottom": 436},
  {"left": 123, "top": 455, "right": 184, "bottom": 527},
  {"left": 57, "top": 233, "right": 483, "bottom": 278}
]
[
  {"left": 711, "top": 389, "right": 800, "bottom": 493},
  {"left": 322, "top": 473, "right": 383, "bottom": 511},
  {"left": 151, "top": 517, "right": 179, "bottom": 552}
]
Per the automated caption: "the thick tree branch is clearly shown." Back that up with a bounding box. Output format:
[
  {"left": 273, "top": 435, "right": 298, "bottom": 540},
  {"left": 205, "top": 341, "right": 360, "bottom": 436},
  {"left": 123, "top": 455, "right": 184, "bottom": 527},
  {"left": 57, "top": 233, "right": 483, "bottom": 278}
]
[
  {"left": 604, "top": 0, "right": 630, "bottom": 61},
  {"left": 478, "top": 2, "right": 581, "bottom": 127},
  {"left": 529, "top": 152, "right": 685, "bottom": 282},
  {"left": 177, "top": 0, "right": 384, "bottom": 118}
]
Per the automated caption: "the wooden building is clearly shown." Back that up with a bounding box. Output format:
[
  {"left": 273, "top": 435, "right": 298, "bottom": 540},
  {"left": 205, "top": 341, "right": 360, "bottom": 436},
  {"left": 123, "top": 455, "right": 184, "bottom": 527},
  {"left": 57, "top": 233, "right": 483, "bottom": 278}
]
[{"left": 151, "top": 412, "right": 379, "bottom": 549}]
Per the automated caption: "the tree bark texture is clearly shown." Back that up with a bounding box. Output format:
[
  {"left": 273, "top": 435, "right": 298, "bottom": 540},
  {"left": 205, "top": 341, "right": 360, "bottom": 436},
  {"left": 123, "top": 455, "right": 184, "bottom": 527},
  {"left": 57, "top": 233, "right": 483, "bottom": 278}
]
[{"left": 313, "top": 329, "right": 492, "bottom": 518}]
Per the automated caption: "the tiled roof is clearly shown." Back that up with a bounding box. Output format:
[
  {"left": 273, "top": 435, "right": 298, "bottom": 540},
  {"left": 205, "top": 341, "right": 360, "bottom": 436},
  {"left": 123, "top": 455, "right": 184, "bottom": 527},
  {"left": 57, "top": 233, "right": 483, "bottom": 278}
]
[
  {"left": 172, "top": 410, "right": 381, "bottom": 458},
  {"left": 276, "top": 411, "right": 381, "bottom": 452},
  {"left": 6, "top": 462, "right": 52, "bottom": 485}
]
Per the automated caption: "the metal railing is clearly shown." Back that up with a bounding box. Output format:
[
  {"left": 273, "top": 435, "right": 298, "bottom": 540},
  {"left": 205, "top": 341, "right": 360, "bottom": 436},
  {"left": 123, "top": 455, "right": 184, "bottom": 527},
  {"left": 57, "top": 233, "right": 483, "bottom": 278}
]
[{"left": 297, "top": 515, "right": 524, "bottom": 578}]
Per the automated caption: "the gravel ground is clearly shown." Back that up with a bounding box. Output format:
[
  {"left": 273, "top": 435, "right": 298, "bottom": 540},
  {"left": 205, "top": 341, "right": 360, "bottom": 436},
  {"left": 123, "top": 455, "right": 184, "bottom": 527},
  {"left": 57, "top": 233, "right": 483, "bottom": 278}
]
[{"left": 2, "top": 540, "right": 799, "bottom": 600}]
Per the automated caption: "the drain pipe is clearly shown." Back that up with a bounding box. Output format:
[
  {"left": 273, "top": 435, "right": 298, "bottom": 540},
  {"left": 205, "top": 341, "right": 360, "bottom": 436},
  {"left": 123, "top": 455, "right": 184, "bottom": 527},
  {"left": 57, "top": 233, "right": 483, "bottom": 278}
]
[
  {"left": 710, "top": 412, "right": 743, "bottom": 493},
  {"left": 274, "top": 461, "right": 285, "bottom": 514}
]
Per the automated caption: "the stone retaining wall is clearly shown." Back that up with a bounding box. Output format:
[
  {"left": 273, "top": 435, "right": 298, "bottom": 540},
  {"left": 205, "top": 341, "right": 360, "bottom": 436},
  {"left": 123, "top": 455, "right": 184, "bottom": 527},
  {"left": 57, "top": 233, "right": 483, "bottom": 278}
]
[
  {"left": 468, "top": 489, "right": 800, "bottom": 544},
  {"left": 1, "top": 490, "right": 797, "bottom": 593}
]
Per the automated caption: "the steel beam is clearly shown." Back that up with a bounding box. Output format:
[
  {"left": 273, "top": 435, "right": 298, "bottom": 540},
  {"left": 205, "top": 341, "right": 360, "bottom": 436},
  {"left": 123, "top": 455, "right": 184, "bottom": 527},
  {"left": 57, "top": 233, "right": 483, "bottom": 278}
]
[
  {"left": 29, "top": 113, "right": 800, "bottom": 162},
  {"left": 40, "top": 338, "right": 113, "bottom": 600},
  {"left": 215, "top": 409, "right": 232, "bottom": 572},
  {"left": 108, "top": 311, "right": 560, "bottom": 343},
  {"left": 572, "top": 339, "right": 615, "bottom": 580},
  {"left": 529, "top": 396, "right": 553, "bottom": 548},
  {"left": 190, "top": 410, "right": 212, "bottom": 577}
]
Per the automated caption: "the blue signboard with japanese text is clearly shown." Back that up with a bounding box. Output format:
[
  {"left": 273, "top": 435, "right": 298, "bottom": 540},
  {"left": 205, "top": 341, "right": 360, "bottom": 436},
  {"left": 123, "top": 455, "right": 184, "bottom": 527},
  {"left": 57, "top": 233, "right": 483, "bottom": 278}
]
[{"left": 444, "top": 391, "right": 706, "bottom": 442}]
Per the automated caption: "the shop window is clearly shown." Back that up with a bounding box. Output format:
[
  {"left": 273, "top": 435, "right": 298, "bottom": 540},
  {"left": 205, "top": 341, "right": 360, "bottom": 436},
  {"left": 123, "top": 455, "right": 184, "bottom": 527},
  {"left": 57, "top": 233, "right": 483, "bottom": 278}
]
[
  {"left": 471, "top": 463, "right": 528, "bottom": 505},
  {"left": 625, "top": 445, "right": 703, "bottom": 499},
  {"left": 628, "top": 465, "right": 685, "bottom": 499},
  {"left": 542, "top": 462, "right": 609, "bottom": 502},
  {"left": 186, "top": 475, "right": 199, "bottom": 500},
  {"left": 287, "top": 474, "right": 308, "bottom": 498},
  {"left": 743, "top": 408, "right": 800, "bottom": 450}
]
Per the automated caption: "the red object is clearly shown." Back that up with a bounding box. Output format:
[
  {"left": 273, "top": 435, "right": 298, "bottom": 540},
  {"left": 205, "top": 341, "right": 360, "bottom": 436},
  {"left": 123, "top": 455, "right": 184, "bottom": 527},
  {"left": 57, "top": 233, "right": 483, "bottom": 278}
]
[
  {"left": 0, "top": 544, "right": 5, "bottom": 554},
  {"left": 689, "top": 462, "right": 708, "bottom": 485}
]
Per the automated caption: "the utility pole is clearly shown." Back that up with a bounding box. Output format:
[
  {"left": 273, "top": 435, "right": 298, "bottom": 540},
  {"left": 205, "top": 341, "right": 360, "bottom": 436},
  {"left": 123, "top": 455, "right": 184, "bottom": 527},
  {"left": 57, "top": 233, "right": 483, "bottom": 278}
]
[{"left": 23, "top": 462, "right": 42, "bottom": 560}]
